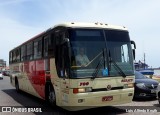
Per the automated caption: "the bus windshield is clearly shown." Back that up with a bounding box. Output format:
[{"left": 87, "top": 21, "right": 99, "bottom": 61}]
[{"left": 69, "top": 29, "right": 134, "bottom": 78}]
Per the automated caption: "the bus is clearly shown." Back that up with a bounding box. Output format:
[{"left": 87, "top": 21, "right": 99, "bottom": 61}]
[{"left": 9, "top": 22, "right": 136, "bottom": 111}]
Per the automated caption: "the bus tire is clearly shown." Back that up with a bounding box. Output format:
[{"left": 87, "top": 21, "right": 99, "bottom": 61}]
[
  {"left": 15, "top": 78, "right": 20, "bottom": 93},
  {"left": 46, "top": 84, "right": 56, "bottom": 106}
]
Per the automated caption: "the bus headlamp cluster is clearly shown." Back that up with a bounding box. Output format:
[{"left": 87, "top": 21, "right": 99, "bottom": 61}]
[{"left": 73, "top": 87, "right": 92, "bottom": 94}]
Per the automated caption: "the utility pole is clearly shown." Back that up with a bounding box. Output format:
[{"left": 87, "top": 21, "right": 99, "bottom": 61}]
[{"left": 144, "top": 53, "right": 145, "bottom": 69}]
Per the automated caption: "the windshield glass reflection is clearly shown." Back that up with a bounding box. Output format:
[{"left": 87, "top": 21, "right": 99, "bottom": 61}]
[{"left": 69, "top": 29, "right": 134, "bottom": 78}]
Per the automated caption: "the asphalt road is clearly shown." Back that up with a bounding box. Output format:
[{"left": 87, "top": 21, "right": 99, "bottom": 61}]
[{"left": 0, "top": 76, "right": 160, "bottom": 115}]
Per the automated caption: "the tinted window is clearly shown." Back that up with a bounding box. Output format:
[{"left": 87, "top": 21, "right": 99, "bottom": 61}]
[
  {"left": 27, "top": 42, "right": 33, "bottom": 60},
  {"left": 21, "top": 45, "right": 27, "bottom": 61},
  {"left": 34, "top": 39, "right": 42, "bottom": 59},
  {"left": 70, "top": 29, "right": 104, "bottom": 41},
  {"left": 105, "top": 30, "right": 130, "bottom": 42}
]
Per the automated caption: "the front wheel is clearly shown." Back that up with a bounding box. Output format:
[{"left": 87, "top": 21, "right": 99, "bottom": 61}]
[{"left": 46, "top": 85, "right": 56, "bottom": 106}]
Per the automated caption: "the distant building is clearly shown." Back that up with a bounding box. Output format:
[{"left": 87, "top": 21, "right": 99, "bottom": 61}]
[
  {"left": 134, "top": 60, "right": 149, "bottom": 70},
  {"left": 0, "top": 59, "right": 6, "bottom": 70},
  {"left": 134, "top": 60, "right": 154, "bottom": 75}
]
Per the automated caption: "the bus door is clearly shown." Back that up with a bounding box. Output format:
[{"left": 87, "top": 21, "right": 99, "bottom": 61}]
[
  {"left": 61, "top": 42, "right": 70, "bottom": 91},
  {"left": 55, "top": 31, "right": 70, "bottom": 96},
  {"left": 44, "top": 35, "right": 50, "bottom": 77}
]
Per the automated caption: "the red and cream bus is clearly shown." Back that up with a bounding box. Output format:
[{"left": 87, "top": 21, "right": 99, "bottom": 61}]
[{"left": 9, "top": 22, "right": 136, "bottom": 111}]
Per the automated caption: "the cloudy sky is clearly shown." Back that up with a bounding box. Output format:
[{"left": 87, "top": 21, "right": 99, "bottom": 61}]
[{"left": 0, "top": 0, "right": 160, "bottom": 68}]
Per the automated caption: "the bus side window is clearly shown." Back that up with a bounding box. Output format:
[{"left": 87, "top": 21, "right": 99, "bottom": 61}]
[
  {"left": 27, "top": 42, "right": 34, "bottom": 60},
  {"left": 16, "top": 48, "right": 20, "bottom": 62},
  {"left": 44, "top": 36, "right": 49, "bottom": 57},
  {"left": 12, "top": 50, "right": 16, "bottom": 62},
  {"left": 48, "top": 34, "right": 55, "bottom": 57},
  {"left": 9, "top": 52, "right": 12, "bottom": 64},
  {"left": 121, "top": 44, "right": 129, "bottom": 63},
  {"left": 44, "top": 34, "right": 55, "bottom": 58},
  {"left": 21, "top": 45, "right": 27, "bottom": 61},
  {"left": 10, "top": 48, "right": 20, "bottom": 63},
  {"left": 34, "top": 38, "right": 42, "bottom": 59}
]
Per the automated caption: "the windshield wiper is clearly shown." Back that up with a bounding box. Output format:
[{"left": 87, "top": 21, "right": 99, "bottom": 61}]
[
  {"left": 92, "top": 49, "right": 107, "bottom": 79},
  {"left": 91, "top": 57, "right": 104, "bottom": 79},
  {"left": 109, "top": 51, "right": 126, "bottom": 78}
]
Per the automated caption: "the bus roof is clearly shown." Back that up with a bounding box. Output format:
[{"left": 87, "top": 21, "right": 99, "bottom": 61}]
[
  {"left": 54, "top": 22, "right": 128, "bottom": 31},
  {"left": 10, "top": 22, "right": 128, "bottom": 51}
]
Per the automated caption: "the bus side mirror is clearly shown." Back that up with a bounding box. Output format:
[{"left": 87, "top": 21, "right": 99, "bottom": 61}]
[
  {"left": 131, "top": 40, "right": 136, "bottom": 60},
  {"left": 131, "top": 40, "right": 136, "bottom": 49},
  {"left": 132, "top": 49, "right": 135, "bottom": 60}
]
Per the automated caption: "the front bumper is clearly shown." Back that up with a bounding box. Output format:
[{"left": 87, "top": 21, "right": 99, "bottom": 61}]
[{"left": 61, "top": 88, "right": 134, "bottom": 111}]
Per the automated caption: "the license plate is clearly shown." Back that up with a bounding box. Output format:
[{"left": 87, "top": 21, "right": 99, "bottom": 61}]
[
  {"left": 151, "top": 89, "right": 156, "bottom": 93},
  {"left": 102, "top": 96, "right": 113, "bottom": 102}
]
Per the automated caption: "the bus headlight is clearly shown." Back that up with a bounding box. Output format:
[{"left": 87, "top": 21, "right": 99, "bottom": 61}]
[{"left": 73, "top": 87, "right": 92, "bottom": 94}]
